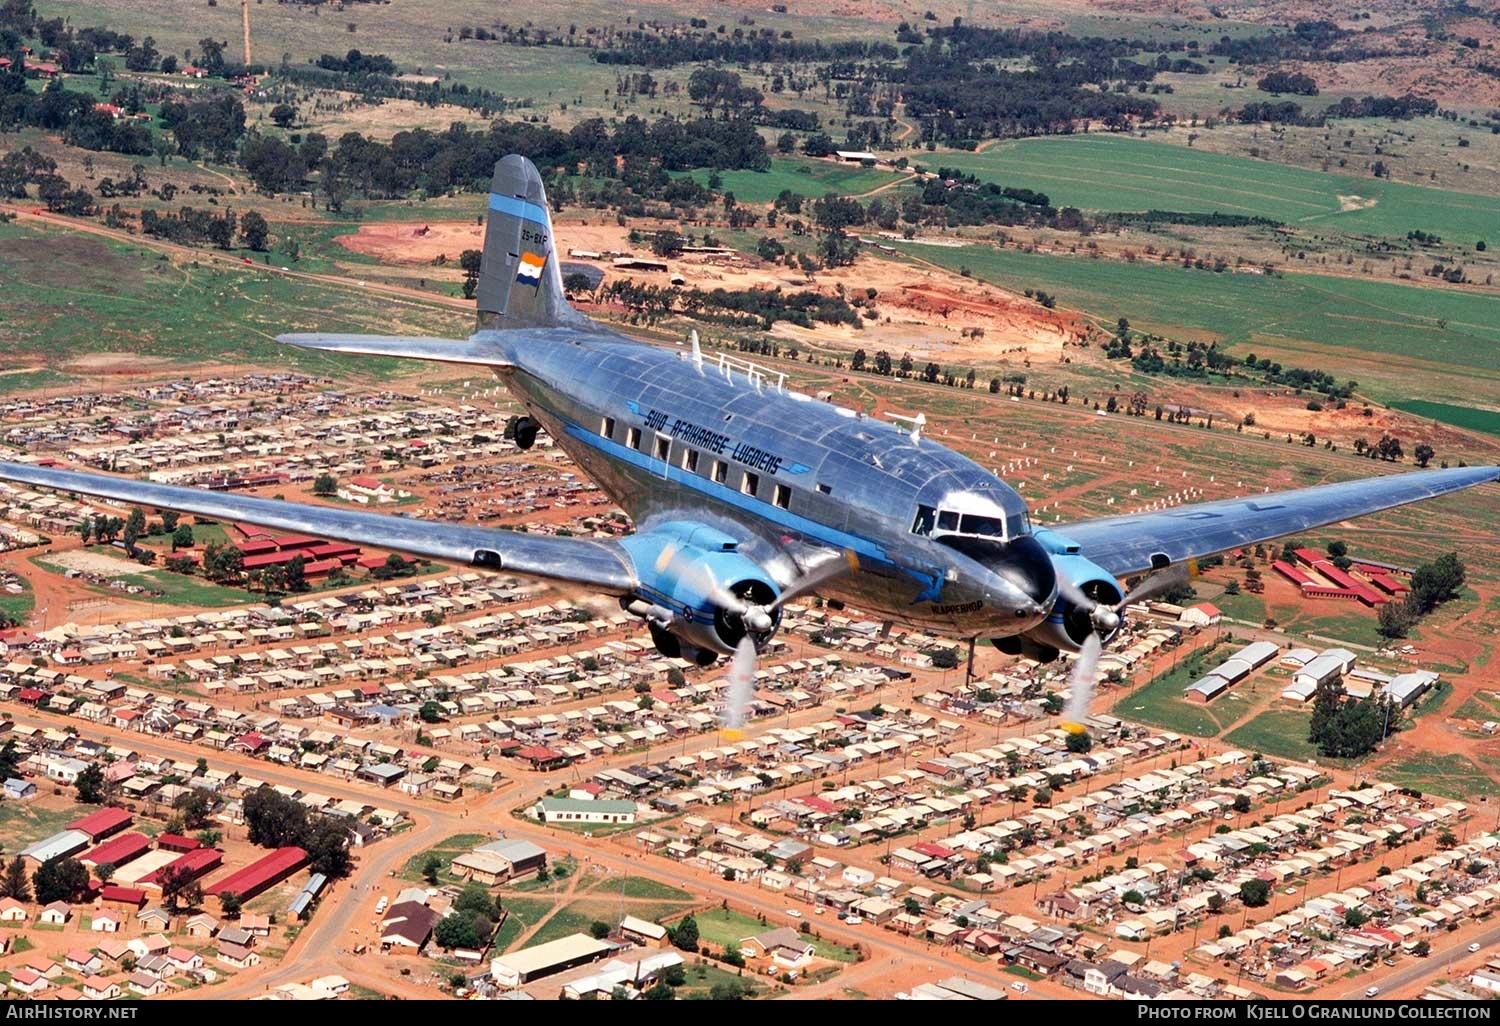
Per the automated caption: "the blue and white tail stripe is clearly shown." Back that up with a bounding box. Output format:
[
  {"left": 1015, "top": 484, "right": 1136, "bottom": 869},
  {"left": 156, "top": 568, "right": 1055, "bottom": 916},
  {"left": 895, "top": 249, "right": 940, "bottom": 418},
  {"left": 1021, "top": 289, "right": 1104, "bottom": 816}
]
[{"left": 488, "top": 192, "right": 551, "bottom": 228}]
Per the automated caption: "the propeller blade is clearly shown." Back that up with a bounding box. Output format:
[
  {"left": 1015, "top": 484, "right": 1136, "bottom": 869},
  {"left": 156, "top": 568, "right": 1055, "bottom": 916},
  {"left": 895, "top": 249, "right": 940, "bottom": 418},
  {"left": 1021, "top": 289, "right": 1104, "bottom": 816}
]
[
  {"left": 723, "top": 635, "right": 758, "bottom": 730},
  {"left": 1062, "top": 631, "right": 1102, "bottom": 728},
  {"left": 1118, "top": 563, "right": 1190, "bottom": 609},
  {"left": 1055, "top": 573, "right": 1096, "bottom": 613},
  {"left": 767, "top": 553, "right": 855, "bottom": 612}
]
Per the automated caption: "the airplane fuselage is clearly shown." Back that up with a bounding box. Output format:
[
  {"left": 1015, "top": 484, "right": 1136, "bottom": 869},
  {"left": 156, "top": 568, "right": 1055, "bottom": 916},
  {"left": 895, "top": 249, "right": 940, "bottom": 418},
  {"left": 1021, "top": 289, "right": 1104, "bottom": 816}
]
[{"left": 488, "top": 324, "right": 1052, "bottom": 640}]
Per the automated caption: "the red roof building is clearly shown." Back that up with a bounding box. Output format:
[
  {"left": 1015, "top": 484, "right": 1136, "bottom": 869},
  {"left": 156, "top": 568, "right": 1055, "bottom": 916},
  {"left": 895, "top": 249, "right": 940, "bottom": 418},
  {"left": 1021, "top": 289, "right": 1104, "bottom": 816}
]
[
  {"left": 242, "top": 550, "right": 301, "bottom": 570},
  {"left": 99, "top": 885, "right": 146, "bottom": 908},
  {"left": 205, "top": 847, "right": 308, "bottom": 899},
  {"left": 141, "top": 847, "right": 223, "bottom": 887},
  {"left": 272, "top": 535, "right": 319, "bottom": 550},
  {"left": 82, "top": 832, "right": 152, "bottom": 868},
  {"left": 155, "top": 834, "right": 202, "bottom": 853},
  {"left": 238, "top": 538, "right": 279, "bottom": 556},
  {"left": 302, "top": 558, "right": 344, "bottom": 576},
  {"left": 67, "top": 806, "right": 133, "bottom": 841}
]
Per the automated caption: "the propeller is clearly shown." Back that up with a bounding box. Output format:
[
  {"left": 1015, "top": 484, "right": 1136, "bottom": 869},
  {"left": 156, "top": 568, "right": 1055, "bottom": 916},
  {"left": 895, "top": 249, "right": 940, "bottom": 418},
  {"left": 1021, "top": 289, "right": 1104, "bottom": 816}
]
[
  {"left": 1058, "top": 563, "right": 1193, "bottom": 732},
  {"left": 655, "top": 545, "right": 855, "bottom": 733}
]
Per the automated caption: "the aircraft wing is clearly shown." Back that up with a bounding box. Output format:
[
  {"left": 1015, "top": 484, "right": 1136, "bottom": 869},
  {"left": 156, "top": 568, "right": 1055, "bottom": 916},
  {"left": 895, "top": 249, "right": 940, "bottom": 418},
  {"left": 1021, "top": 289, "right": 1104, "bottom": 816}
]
[
  {"left": 276, "top": 333, "right": 512, "bottom": 367},
  {"left": 1055, "top": 464, "right": 1500, "bottom": 578},
  {"left": 0, "top": 463, "right": 637, "bottom": 594}
]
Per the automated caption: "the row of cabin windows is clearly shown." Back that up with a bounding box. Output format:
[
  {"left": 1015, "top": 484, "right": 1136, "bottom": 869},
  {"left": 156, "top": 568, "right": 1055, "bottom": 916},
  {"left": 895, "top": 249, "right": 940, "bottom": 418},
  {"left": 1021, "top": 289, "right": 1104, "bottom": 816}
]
[{"left": 601, "top": 415, "right": 793, "bottom": 510}]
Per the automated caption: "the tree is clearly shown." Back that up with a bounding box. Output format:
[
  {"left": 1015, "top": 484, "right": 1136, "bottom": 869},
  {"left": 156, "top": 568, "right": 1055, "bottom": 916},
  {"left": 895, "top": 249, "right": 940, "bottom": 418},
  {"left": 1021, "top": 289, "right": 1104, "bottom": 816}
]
[
  {"left": 269, "top": 103, "right": 298, "bottom": 129},
  {"left": 1232, "top": 794, "right": 1252, "bottom": 814},
  {"left": 650, "top": 230, "right": 684, "bottom": 258},
  {"left": 0, "top": 739, "right": 21, "bottom": 779},
  {"left": 171, "top": 523, "right": 194, "bottom": 550},
  {"left": 218, "top": 891, "right": 242, "bottom": 917},
  {"left": 708, "top": 980, "right": 747, "bottom": 1001},
  {"left": 1377, "top": 600, "right": 1416, "bottom": 639},
  {"left": 1344, "top": 907, "right": 1369, "bottom": 928},
  {"left": 422, "top": 855, "right": 441, "bottom": 885},
  {"left": 240, "top": 210, "right": 269, "bottom": 251},
  {"left": 670, "top": 913, "right": 699, "bottom": 952},
  {"left": 1065, "top": 731, "right": 1093, "bottom": 754},
  {"left": 1122, "top": 889, "right": 1144, "bottom": 906},
  {"left": 306, "top": 817, "right": 352, "bottom": 879},
  {"left": 434, "top": 913, "right": 481, "bottom": 950},
  {"left": 74, "top": 764, "right": 106, "bottom": 804},
  {"left": 33, "top": 856, "right": 90, "bottom": 904},
  {"left": 312, "top": 473, "right": 337, "bottom": 496},
  {"left": 589, "top": 920, "right": 611, "bottom": 939},
  {"left": 419, "top": 701, "right": 444, "bottom": 723},
  {"left": 123, "top": 506, "right": 146, "bottom": 554},
  {"left": 459, "top": 248, "right": 482, "bottom": 300},
  {"left": 1, "top": 856, "right": 31, "bottom": 901},
  {"left": 175, "top": 790, "right": 212, "bottom": 829},
  {"left": 157, "top": 862, "right": 201, "bottom": 911},
  {"left": 643, "top": 981, "right": 675, "bottom": 1000},
  {"left": 1206, "top": 893, "right": 1225, "bottom": 914},
  {"left": 1414, "top": 443, "right": 1435, "bottom": 468},
  {"left": 243, "top": 786, "right": 310, "bottom": 848},
  {"left": 1412, "top": 940, "right": 1430, "bottom": 957},
  {"left": 1239, "top": 879, "right": 1272, "bottom": 907}
]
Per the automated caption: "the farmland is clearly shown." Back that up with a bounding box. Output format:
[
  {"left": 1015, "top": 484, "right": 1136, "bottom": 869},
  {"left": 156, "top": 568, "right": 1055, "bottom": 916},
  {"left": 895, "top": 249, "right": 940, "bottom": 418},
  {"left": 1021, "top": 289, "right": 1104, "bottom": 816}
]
[
  {"left": 682, "top": 157, "right": 903, "bottom": 205},
  {"left": 890, "top": 237, "right": 1500, "bottom": 402},
  {"left": 1390, "top": 399, "right": 1500, "bottom": 437},
  {"left": 934, "top": 134, "right": 1500, "bottom": 245}
]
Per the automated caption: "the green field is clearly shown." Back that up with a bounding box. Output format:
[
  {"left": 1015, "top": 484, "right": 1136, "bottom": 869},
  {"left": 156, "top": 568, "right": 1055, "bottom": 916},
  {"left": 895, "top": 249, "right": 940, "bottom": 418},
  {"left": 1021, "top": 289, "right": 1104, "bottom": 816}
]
[
  {"left": 1110, "top": 647, "right": 1250, "bottom": 737},
  {"left": 893, "top": 238, "right": 1500, "bottom": 398},
  {"left": 398, "top": 832, "right": 491, "bottom": 883},
  {"left": 1390, "top": 399, "right": 1500, "bottom": 437},
  {"left": 31, "top": 555, "right": 262, "bottom": 609},
  {"left": 0, "top": 576, "right": 35, "bottom": 625},
  {"left": 671, "top": 908, "right": 858, "bottom": 963},
  {"left": 0, "top": 800, "right": 91, "bottom": 848},
  {"left": 683, "top": 157, "right": 901, "bottom": 205},
  {"left": 0, "top": 221, "right": 465, "bottom": 375},
  {"left": 1379, "top": 752, "right": 1497, "bottom": 801},
  {"left": 1223, "top": 709, "right": 1320, "bottom": 763},
  {"left": 935, "top": 135, "right": 1500, "bottom": 244}
]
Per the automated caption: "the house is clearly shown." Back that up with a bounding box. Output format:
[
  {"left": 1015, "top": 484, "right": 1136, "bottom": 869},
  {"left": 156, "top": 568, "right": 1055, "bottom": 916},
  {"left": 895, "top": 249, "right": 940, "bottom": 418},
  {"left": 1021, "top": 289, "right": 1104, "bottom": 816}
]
[
  {"left": 66, "top": 949, "right": 103, "bottom": 975},
  {"left": 8, "top": 968, "right": 49, "bottom": 996},
  {"left": 128, "top": 970, "right": 168, "bottom": 996},
  {"left": 534, "top": 797, "right": 637, "bottom": 825},
  {"left": 1180, "top": 603, "right": 1222, "bottom": 627},
  {"left": 380, "top": 901, "right": 440, "bottom": 951},
  {"left": 167, "top": 947, "right": 204, "bottom": 971},
  {"left": 137, "top": 906, "right": 173, "bottom": 930},
  {"left": 100, "top": 884, "right": 148, "bottom": 909},
  {"left": 96, "top": 938, "right": 131, "bottom": 962},
  {"left": 217, "top": 942, "right": 260, "bottom": 969},
  {"left": 4, "top": 777, "right": 36, "bottom": 799},
  {"left": 82, "top": 976, "right": 121, "bottom": 1000},
  {"left": 92, "top": 910, "right": 123, "bottom": 932},
  {"left": 186, "top": 912, "right": 219, "bottom": 937},
  {"left": 619, "top": 915, "right": 669, "bottom": 948},
  {"left": 0, "top": 897, "right": 27, "bottom": 921},
  {"left": 127, "top": 933, "right": 170, "bottom": 960},
  {"left": 451, "top": 838, "right": 548, "bottom": 885},
  {"left": 39, "top": 900, "right": 71, "bottom": 925},
  {"left": 742, "top": 926, "right": 815, "bottom": 969}
]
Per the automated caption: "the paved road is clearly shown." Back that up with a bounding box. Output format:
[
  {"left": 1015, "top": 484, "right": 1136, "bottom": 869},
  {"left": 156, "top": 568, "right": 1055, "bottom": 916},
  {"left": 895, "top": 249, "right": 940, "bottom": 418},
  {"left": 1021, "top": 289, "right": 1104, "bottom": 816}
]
[{"left": 1339, "top": 925, "right": 1500, "bottom": 999}]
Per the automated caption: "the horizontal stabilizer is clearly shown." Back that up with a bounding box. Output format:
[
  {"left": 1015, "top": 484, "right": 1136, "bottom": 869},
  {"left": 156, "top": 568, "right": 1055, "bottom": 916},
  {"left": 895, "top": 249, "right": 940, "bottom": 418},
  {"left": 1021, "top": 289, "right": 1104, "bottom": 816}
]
[{"left": 277, "top": 333, "right": 512, "bottom": 367}]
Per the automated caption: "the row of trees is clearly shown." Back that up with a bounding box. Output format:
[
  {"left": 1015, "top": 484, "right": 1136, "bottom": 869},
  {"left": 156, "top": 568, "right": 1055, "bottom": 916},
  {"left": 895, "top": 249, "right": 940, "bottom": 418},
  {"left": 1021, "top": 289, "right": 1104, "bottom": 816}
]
[{"left": 1377, "top": 553, "right": 1467, "bottom": 639}]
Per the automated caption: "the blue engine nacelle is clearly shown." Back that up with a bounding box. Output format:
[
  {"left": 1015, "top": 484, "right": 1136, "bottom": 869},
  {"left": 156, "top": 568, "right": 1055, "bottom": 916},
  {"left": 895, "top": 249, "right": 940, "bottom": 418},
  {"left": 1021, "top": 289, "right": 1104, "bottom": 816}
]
[
  {"left": 1021, "top": 528, "right": 1124, "bottom": 654},
  {"left": 619, "top": 522, "right": 780, "bottom": 658}
]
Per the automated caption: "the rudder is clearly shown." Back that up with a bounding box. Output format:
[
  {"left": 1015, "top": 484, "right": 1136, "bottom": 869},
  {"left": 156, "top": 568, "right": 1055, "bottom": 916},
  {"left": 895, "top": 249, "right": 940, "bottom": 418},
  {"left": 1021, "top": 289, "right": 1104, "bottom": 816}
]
[{"left": 476, "top": 155, "right": 583, "bottom": 331}]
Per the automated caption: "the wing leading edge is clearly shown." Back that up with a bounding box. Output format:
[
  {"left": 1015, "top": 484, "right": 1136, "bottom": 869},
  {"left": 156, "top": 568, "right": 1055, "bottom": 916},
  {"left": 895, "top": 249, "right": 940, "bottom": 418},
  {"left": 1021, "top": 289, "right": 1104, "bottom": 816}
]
[
  {"left": 1055, "top": 464, "right": 1500, "bottom": 578},
  {"left": 0, "top": 463, "right": 637, "bottom": 594}
]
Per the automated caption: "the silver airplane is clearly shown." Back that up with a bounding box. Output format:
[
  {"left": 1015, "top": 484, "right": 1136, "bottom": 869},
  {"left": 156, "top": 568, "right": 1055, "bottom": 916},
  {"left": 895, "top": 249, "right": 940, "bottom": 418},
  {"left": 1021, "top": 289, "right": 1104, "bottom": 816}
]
[{"left": 3, "top": 155, "right": 1495, "bottom": 728}]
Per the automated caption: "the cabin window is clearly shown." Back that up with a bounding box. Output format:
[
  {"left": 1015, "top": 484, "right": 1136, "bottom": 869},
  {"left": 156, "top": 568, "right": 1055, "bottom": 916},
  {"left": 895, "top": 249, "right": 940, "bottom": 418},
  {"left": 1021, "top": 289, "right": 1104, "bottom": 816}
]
[
  {"left": 626, "top": 426, "right": 641, "bottom": 450},
  {"left": 911, "top": 505, "right": 936, "bottom": 536},
  {"left": 959, "top": 514, "right": 1004, "bottom": 538},
  {"left": 741, "top": 472, "right": 760, "bottom": 497},
  {"left": 772, "top": 484, "right": 791, "bottom": 510},
  {"left": 654, "top": 435, "right": 670, "bottom": 461},
  {"left": 601, "top": 416, "right": 615, "bottom": 439},
  {"left": 712, "top": 460, "right": 728, "bottom": 484},
  {"left": 681, "top": 449, "right": 699, "bottom": 473},
  {"left": 817, "top": 483, "right": 832, "bottom": 495},
  {"left": 937, "top": 510, "right": 960, "bottom": 532}
]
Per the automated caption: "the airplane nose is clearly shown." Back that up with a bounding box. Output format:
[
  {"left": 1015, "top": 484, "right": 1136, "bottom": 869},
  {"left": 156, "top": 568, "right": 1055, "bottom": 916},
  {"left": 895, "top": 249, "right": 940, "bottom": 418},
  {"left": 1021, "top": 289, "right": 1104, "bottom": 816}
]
[{"left": 993, "top": 533, "right": 1057, "bottom": 609}]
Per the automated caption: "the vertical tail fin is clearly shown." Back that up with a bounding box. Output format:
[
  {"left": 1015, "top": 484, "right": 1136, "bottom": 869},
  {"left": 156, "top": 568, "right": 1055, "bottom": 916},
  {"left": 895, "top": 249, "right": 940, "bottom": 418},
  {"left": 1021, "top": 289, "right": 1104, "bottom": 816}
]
[{"left": 476, "top": 155, "right": 584, "bottom": 331}]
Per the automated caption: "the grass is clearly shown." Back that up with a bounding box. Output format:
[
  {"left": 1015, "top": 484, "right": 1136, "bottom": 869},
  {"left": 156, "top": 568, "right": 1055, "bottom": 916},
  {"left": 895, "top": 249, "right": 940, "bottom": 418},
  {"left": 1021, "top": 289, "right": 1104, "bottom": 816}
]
[
  {"left": 0, "top": 219, "right": 465, "bottom": 375},
  {"left": 1379, "top": 752, "right": 1496, "bottom": 801},
  {"left": 1223, "top": 709, "right": 1321, "bottom": 763},
  {"left": 0, "top": 575, "right": 34, "bottom": 625},
  {"left": 670, "top": 907, "right": 858, "bottom": 963},
  {"left": 934, "top": 135, "right": 1500, "bottom": 244},
  {"left": 891, "top": 237, "right": 1500, "bottom": 401},
  {"left": 1215, "top": 590, "right": 1267, "bottom": 623},
  {"left": 398, "top": 832, "right": 490, "bottom": 883},
  {"left": 0, "top": 800, "right": 90, "bottom": 848},
  {"left": 614, "top": 877, "right": 691, "bottom": 901},
  {"left": 1389, "top": 399, "right": 1500, "bottom": 437},
  {"left": 1109, "top": 646, "right": 1243, "bottom": 736},
  {"left": 681, "top": 156, "right": 901, "bottom": 205},
  {"left": 1452, "top": 690, "right": 1500, "bottom": 723},
  {"left": 493, "top": 911, "right": 527, "bottom": 952},
  {"left": 30, "top": 554, "right": 262, "bottom": 609},
  {"left": 676, "top": 962, "right": 766, "bottom": 1000}
]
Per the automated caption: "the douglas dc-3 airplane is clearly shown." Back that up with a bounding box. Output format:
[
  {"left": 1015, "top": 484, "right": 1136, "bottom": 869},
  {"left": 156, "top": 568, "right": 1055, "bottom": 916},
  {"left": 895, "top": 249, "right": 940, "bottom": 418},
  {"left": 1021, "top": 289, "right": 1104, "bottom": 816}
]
[{"left": 3, "top": 155, "right": 1496, "bottom": 730}]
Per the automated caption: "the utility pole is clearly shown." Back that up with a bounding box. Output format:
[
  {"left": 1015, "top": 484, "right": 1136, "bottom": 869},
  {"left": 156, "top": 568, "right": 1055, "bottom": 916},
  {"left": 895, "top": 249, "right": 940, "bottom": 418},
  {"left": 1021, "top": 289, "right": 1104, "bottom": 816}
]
[{"left": 241, "top": 0, "right": 252, "bottom": 67}]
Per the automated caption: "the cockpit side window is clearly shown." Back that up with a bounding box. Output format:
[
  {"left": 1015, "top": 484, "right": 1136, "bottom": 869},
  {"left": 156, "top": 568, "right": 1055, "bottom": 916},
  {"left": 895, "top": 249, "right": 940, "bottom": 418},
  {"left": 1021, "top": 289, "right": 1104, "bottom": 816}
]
[
  {"left": 911, "top": 505, "right": 936, "bottom": 536},
  {"left": 936, "top": 510, "right": 960, "bottom": 533}
]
